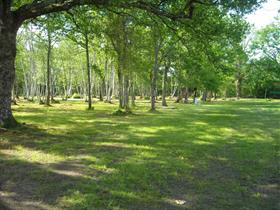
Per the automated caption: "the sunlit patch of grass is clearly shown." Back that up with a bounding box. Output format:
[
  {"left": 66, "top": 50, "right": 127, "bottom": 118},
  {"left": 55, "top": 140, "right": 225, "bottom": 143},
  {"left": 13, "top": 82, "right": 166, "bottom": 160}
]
[
  {"left": 1, "top": 146, "right": 64, "bottom": 164},
  {"left": 193, "top": 140, "right": 214, "bottom": 145},
  {"left": 92, "top": 142, "right": 154, "bottom": 150}
]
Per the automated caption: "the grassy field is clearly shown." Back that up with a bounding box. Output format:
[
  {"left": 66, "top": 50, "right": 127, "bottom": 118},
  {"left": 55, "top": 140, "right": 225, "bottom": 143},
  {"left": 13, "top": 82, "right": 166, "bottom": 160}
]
[{"left": 0, "top": 99, "right": 279, "bottom": 210}]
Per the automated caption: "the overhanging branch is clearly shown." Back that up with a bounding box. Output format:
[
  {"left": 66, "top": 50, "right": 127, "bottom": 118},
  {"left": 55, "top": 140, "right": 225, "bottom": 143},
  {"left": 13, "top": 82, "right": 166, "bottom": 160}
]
[
  {"left": 14, "top": 0, "right": 109, "bottom": 24},
  {"left": 13, "top": 0, "right": 198, "bottom": 25}
]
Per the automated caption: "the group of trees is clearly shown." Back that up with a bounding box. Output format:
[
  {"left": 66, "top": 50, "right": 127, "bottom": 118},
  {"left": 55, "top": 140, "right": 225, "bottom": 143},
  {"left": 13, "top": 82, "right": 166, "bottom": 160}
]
[
  {"left": 0, "top": 0, "right": 278, "bottom": 128},
  {"left": 245, "top": 18, "right": 280, "bottom": 98}
]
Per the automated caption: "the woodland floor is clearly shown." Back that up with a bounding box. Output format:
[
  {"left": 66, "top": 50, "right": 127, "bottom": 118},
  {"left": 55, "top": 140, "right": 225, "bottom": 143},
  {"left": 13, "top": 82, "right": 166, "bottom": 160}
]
[{"left": 0, "top": 99, "right": 279, "bottom": 210}]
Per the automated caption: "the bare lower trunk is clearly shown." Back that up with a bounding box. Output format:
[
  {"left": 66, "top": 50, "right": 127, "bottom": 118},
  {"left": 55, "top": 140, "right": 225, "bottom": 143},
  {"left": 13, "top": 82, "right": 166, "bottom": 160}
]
[
  {"left": 0, "top": 23, "right": 18, "bottom": 127},
  {"left": 264, "top": 88, "right": 267, "bottom": 99},
  {"left": 175, "top": 88, "right": 182, "bottom": 103},
  {"left": 12, "top": 84, "right": 17, "bottom": 105},
  {"left": 162, "top": 63, "right": 168, "bottom": 106},
  {"left": 236, "top": 78, "right": 241, "bottom": 100},
  {"left": 46, "top": 28, "right": 51, "bottom": 106},
  {"left": 117, "top": 66, "right": 124, "bottom": 109},
  {"left": 85, "top": 33, "right": 93, "bottom": 109},
  {"left": 235, "top": 70, "right": 242, "bottom": 100},
  {"left": 184, "top": 87, "right": 189, "bottom": 103},
  {"left": 99, "top": 78, "right": 105, "bottom": 101},
  {"left": 123, "top": 75, "right": 130, "bottom": 111},
  {"left": 202, "top": 90, "right": 207, "bottom": 102},
  {"left": 131, "top": 81, "right": 136, "bottom": 107},
  {"left": 151, "top": 42, "right": 160, "bottom": 111},
  {"left": 193, "top": 89, "right": 197, "bottom": 104}
]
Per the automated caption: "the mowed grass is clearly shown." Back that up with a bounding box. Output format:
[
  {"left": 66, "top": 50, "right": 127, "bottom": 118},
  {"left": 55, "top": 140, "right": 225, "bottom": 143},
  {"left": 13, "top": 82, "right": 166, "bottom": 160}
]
[{"left": 0, "top": 99, "right": 279, "bottom": 210}]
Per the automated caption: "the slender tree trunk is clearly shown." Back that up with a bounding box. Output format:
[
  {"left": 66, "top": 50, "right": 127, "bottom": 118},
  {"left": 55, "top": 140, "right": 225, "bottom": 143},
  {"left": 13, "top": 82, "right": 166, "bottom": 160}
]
[
  {"left": 175, "top": 88, "right": 184, "bottom": 103},
  {"left": 51, "top": 73, "right": 55, "bottom": 102},
  {"left": 184, "top": 87, "right": 189, "bottom": 103},
  {"left": 11, "top": 80, "right": 17, "bottom": 105},
  {"left": 99, "top": 78, "right": 105, "bottom": 101},
  {"left": 123, "top": 74, "right": 130, "bottom": 111},
  {"left": 46, "top": 27, "right": 52, "bottom": 106},
  {"left": 193, "top": 89, "right": 197, "bottom": 104},
  {"left": 235, "top": 66, "right": 242, "bottom": 100},
  {"left": 107, "top": 62, "right": 114, "bottom": 102},
  {"left": 117, "top": 61, "right": 124, "bottom": 109},
  {"left": 264, "top": 88, "right": 268, "bottom": 99},
  {"left": 151, "top": 38, "right": 160, "bottom": 111},
  {"left": 162, "top": 63, "right": 168, "bottom": 106},
  {"left": 236, "top": 77, "right": 241, "bottom": 100},
  {"left": 85, "top": 33, "right": 93, "bottom": 109},
  {"left": 0, "top": 20, "right": 18, "bottom": 127},
  {"left": 202, "top": 90, "right": 207, "bottom": 102},
  {"left": 131, "top": 81, "right": 136, "bottom": 107}
]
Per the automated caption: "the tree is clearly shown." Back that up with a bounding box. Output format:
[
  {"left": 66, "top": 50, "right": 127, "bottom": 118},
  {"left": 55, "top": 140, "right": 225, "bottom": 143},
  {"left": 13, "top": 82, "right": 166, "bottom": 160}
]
[
  {"left": 106, "top": 13, "right": 132, "bottom": 111},
  {"left": 150, "top": 25, "right": 164, "bottom": 111},
  {"left": 35, "top": 15, "right": 62, "bottom": 105},
  {"left": 244, "top": 18, "right": 280, "bottom": 98},
  {"left": 63, "top": 7, "right": 103, "bottom": 109}
]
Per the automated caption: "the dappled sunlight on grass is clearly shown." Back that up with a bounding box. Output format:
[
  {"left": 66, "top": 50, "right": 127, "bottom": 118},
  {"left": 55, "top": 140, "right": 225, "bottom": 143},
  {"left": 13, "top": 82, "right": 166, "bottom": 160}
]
[
  {"left": 92, "top": 142, "right": 154, "bottom": 150},
  {"left": 1, "top": 99, "right": 279, "bottom": 209}
]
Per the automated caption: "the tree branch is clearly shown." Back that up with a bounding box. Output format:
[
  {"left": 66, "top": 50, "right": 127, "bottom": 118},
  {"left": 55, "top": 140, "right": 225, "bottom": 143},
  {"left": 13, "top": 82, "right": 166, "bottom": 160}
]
[
  {"left": 14, "top": 0, "right": 109, "bottom": 24},
  {"left": 14, "top": 0, "right": 198, "bottom": 26},
  {"left": 126, "top": 0, "right": 195, "bottom": 21}
]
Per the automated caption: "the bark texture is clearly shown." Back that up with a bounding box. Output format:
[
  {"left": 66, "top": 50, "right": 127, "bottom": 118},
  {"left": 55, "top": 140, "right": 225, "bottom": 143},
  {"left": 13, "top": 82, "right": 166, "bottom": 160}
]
[{"left": 0, "top": 16, "right": 18, "bottom": 127}]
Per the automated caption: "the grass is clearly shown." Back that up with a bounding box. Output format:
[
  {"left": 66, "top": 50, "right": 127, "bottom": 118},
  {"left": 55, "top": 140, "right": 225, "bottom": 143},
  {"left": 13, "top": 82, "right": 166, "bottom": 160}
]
[{"left": 0, "top": 99, "right": 279, "bottom": 210}]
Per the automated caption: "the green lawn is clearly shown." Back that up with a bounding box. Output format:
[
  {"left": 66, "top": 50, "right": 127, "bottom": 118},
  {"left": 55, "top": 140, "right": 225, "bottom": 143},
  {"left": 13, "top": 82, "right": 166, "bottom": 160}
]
[{"left": 0, "top": 99, "right": 279, "bottom": 210}]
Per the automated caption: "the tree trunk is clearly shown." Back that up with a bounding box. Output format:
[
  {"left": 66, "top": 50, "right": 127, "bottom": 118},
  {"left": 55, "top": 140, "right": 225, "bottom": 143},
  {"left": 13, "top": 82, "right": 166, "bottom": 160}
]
[
  {"left": 184, "top": 87, "right": 189, "bottom": 103},
  {"left": 151, "top": 40, "right": 160, "bottom": 111},
  {"left": 11, "top": 81, "right": 17, "bottom": 105},
  {"left": 123, "top": 74, "right": 130, "bottom": 111},
  {"left": 131, "top": 81, "right": 136, "bottom": 107},
  {"left": 175, "top": 87, "right": 183, "bottom": 103},
  {"left": 202, "top": 90, "right": 207, "bottom": 102},
  {"left": 208, "top": 91, "right": 213, "bottom": 101},
  {"left": 193, "top": 89, "right": 197, "bottom": 104},
  {"left": 264, "top": 88, "right": 268, "bottom": 99},
  {"left": 162, "top": 63, "right": 168, "bottom": 106},
  {"left": 117, "top": 61, "right": 124, "bottom": 109},
  {"left": 0, "top": 21, "right": 18, "bottom": 127},
  {"left": 236, "top": 77, "right": 241, "bottom": 100},
  {"left": 85, "top": 33, "right": 93, "bottom": 109},
  {"left": 46, "top": 27, "right": 52, "bottom": 106},
  {"left": 99, "top": 78, "right": 105, "bottom": 101}
]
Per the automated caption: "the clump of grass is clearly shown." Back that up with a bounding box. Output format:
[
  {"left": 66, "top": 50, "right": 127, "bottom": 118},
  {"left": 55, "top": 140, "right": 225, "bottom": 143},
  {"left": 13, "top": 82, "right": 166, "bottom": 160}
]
[{"left": 112, "top": 109, "right": 133, "bottom": 116}]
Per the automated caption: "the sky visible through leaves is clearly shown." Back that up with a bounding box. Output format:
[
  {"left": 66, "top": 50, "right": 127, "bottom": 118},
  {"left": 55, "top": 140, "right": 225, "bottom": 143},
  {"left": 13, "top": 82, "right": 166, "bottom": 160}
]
[{"left": 246, "top": 0, "right": 280, "bottom": 29}]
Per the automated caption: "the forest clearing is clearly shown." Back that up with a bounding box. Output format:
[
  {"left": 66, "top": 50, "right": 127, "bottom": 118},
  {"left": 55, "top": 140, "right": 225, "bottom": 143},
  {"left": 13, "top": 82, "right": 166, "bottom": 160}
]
[
  {"left": 0, "top": 99, "right": 279, "bottom": 209},
  {"left": 0, "top": 0, "right": 280, "bottom": 209}
]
